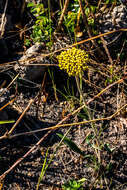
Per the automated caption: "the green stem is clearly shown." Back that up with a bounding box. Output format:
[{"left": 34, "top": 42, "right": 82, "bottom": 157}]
[{"left": 75, "top": 75, "right": 84, "bottom": 103}]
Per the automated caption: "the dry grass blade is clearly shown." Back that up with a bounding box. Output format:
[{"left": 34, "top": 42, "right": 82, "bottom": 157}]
[
  {"left": 8, "top": 99, "right": 34, "bottom": 136},
  {"left": 56, "top": 0, "right": 70, "bottom": 31},
  {"left": 0, "top": 97, "right": 16, "bottom": 112},
  {"left": 0, "top": 74, "right": 19, "bottom": 97},
  {"left": 0, "top": 181, "right": 3, "bottom": 190},
  {"left": 0, "top": 0, "right": 8, "bottom": 37},
  {"left": 100, "top": 34, "right": 113, "bottom": 65}
]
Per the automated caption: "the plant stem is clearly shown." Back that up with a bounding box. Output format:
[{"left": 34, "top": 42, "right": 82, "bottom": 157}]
[
  {"left": 75, "top": 75, "right": 84, "bottom": 103},
  {"left": 56, "top": 0, "right": 70, "bottom": 31},
  {"left": 75, "top": 75, "right": 101, "bottom": 164}
]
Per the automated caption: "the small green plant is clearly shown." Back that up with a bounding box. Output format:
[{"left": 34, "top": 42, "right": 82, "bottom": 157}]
[
  {"left": 64, "top": 11, "right": 78, "bottom": 34},
  {"left": 63, "top": 0, "right": 80, "bottom": 35},
  {"left": 85, "top": 5, "right": 95, "bottom": 26},
  {"left": 57, "top": 47, "right": 89, "bottom": 77},
  {"left": 24, "top": 38, "right": 31, "bottom": 47},
  {"left": 62, "top": 178, "right": 86, "bottom": 190},
  {"left": 27, "top": 2, "right": 53, "bottom": 44}
]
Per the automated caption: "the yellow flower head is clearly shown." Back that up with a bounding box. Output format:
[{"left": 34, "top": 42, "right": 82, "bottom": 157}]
[{"left": 57, "top": 47, "right": 89, "bottom": 76}]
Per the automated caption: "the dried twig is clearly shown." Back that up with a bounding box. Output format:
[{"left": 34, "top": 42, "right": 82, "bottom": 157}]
[
  {"left": 0, "top": 98, "right": 16, "bottom": 112},
  {"left": 100, "top": 34, "right": 113, "bottom": 65},
  {"left": 56, "top": 0, "right": 70, "bottom": 31},
  {"left": 8, "top": 99, "right": 34, "bottom": 136},
  {"left": 0, "top": 74, "right": 19, "bottom": 97},
  {"left": 0, "top": 0, "right": 8, "bottom": 37},
  {"left": 78, "top": 0, "right": 91, "bottom": 39}
]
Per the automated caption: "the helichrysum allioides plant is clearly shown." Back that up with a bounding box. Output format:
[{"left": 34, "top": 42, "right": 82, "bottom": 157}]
[{"left": 57, "top": 47, "right": 89, "bottom": 77}]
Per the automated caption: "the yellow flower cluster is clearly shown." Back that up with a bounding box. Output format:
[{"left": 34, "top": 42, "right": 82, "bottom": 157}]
[{"left": 57, "top": 47, "right": 89, "bottom": 76}]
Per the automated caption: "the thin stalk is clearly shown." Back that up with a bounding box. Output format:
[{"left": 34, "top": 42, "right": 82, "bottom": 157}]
[
  {"left": 48, "top": 0, "right": 52, "bottom": 43},
  {"left": 75, "top": 75, "right": 84, "bottom": 103},
  {"left": 36, "top": 148, "right": 49, "bottom": 190},
  {"left": 56, "top": 0, "right": 70, "bottom": 31},
  {"left": 75, "top": 74, "right": 101, "bottom": 163}
]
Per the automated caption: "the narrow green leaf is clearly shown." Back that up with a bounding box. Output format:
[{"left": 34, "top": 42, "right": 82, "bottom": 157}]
[
  {"left": 0, "top": 120, "right": 15, "bottom": 124},
  {"left": 57, "top": 133, "right": 85, "bottom": 156}
]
